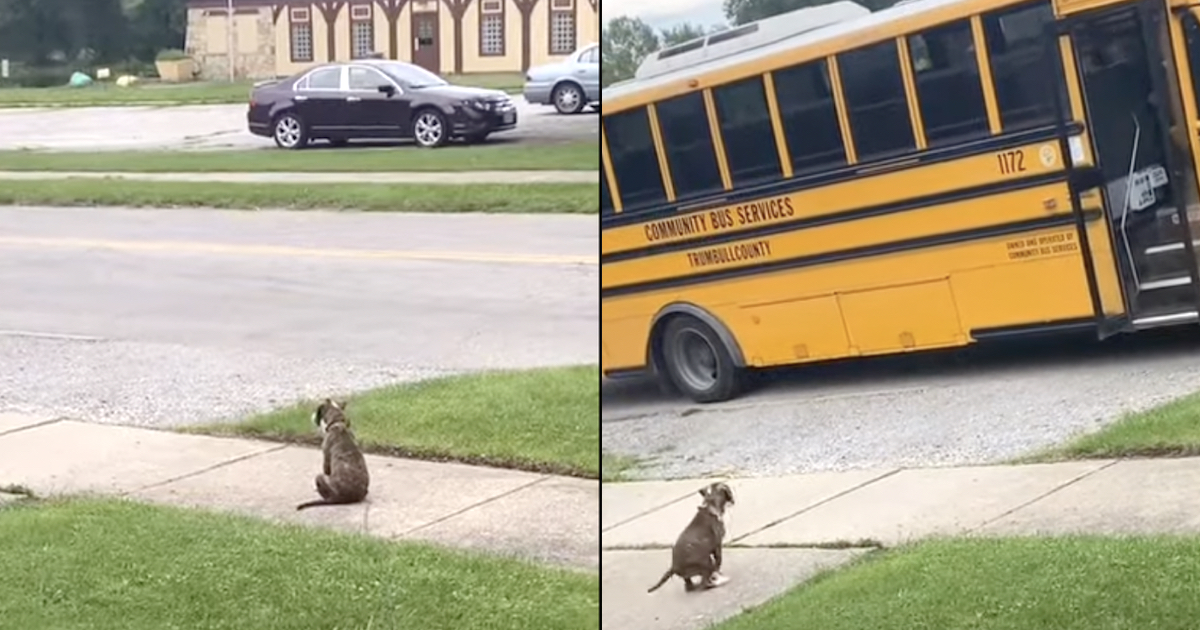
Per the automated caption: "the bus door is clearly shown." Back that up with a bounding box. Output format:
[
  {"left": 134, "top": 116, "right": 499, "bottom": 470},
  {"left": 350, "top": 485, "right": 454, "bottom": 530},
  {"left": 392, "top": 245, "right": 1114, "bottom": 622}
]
[{"left": 1066, "top": 0, "right": 1200, "bottom": 328}]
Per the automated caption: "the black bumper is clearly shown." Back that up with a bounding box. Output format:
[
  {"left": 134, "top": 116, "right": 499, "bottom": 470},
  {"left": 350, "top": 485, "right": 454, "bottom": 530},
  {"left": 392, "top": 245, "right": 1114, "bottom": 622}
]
[{"left": 451, "top": 107, "right": 518, "bottom": 137}]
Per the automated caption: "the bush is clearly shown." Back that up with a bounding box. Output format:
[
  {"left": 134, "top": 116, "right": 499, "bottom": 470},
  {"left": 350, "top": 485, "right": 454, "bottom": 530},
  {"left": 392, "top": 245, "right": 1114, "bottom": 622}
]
[
  {"left": 155, "top": 49, "right": 190, "bottom": 62},
  {"left": 0, "top": 65, "right": 76, "bottom": 88}
]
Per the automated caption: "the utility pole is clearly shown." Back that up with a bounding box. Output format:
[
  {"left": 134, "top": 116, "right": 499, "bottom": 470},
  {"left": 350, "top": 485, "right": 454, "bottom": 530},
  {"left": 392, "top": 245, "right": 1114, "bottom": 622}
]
[{"left": 226, "top": 0, "right": 236, "bottom": 81}]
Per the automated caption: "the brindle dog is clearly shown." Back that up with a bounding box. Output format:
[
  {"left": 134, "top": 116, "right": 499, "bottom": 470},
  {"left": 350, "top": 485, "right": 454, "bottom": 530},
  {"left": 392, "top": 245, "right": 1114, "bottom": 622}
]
[{"left": 646, "top": 481, "right": 735, "bottom": 593}]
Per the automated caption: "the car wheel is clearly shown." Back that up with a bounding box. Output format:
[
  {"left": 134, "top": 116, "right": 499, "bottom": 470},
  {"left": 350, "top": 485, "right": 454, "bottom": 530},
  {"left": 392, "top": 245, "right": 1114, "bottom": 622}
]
[
  {"left": 463, "top": 132, "right": 490, "bottom": 144},
  {"left": 412, "top": 109, "right": 448, "bottom": 148},
  {"left": 552, "top": 82, "right": 585, "bottom": 115},
  {"left": 659, "top": 316, "right": 742, "bottom": 403},
  {"left": 273, "top": 112, "right": 309, "bottom": 150}
]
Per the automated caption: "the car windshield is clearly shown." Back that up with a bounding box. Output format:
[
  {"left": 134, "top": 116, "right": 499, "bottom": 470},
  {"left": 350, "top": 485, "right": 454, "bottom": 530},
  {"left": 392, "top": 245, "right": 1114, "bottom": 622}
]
[{"left": 378, "top": 63, "right": 448, "bottom": 88}]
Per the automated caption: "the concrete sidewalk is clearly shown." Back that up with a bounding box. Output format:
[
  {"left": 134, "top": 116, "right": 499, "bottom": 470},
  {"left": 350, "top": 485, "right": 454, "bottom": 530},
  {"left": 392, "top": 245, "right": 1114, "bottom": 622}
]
[
  {"left": 0, "top": 412, "right": 597, "bottom": 572},
  {"left": 602, "top": 456, "right": 1200, "bottom": 630},
  {"left": 0, "top": 170, "right": 596, "bottom": 184}
]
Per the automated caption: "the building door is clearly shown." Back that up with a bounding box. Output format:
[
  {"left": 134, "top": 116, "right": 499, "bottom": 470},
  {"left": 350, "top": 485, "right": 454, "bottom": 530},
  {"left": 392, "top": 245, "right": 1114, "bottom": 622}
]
[
  {"left": 1069, "top": 1, "right": 1200, "bottom": 327},
  {"left": 411, "top": 12, "right": 440, "bottom": 73}
]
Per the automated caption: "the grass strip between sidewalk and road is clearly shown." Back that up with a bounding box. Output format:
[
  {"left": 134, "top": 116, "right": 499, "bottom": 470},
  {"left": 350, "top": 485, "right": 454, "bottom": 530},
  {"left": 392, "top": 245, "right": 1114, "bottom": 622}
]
[
  {"left": 713, "top": 536, "right": 1200, "bottom": 630},
  {"left": 0, "top": 73, "right": 525, "bottom": 106},
  {"left": 0, "top": 497, "right": 597, "bottom": 630},
  {"left": 1022, "top": 390, "right": 1200, "bottom": 463},
  {"left": 601, "top": 452, "right": 640, "bottom": 482},
  {"left": 0, "top": 179, "right": 597, "bottom": 214},
  {"left": 187, "top": 365, "right": 600, "bottom": 479},
  {"left": 0, "top": 142, "right": 598, "bottom": 172}
]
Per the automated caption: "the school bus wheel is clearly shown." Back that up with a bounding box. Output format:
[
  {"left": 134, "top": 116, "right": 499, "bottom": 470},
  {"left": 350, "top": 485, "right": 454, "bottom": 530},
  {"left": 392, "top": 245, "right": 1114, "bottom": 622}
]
[{"left": 659, "top": 315, "right": 742, "bottom": 403}]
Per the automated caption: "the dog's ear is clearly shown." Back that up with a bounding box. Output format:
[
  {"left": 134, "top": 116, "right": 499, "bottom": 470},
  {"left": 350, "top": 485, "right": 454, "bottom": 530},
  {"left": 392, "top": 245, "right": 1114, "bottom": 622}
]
[{"left": 698, "top": 486, "right": 710, "bottom": 500}]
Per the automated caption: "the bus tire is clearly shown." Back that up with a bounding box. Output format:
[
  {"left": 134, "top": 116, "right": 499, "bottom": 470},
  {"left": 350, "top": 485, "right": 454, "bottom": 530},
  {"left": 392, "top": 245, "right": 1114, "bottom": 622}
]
[{"left": 659, "top": 316, "right": 742, "bottom": 403}]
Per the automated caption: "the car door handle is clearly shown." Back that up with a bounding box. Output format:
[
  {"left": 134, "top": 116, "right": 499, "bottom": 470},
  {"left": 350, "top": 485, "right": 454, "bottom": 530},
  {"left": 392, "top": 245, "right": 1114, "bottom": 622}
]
[{"left": 346, "top": 96, "right": 362, "bottom": 102}]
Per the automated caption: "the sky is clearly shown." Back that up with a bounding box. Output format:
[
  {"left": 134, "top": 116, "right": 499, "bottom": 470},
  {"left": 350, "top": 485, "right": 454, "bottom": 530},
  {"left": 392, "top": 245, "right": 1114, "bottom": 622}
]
[{"left": 603, "top": 0, "right": 728, "bottom": 30}]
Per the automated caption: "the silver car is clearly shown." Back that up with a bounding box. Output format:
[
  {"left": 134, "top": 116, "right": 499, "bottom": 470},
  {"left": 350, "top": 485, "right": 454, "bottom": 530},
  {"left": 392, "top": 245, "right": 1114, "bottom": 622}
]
[{"left": 522, "top": 43, "right": 599, "bottom": 115}]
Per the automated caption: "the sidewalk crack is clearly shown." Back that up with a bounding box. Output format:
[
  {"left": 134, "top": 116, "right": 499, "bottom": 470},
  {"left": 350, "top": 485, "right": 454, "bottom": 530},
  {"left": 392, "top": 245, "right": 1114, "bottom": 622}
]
[
  {"left": 0, "top": 416, "right": 65, "bottom": 438},
  {"left": 124, "top": 443, "right": 289, "bottom": 497},
  {"left": 968, "top": 459, "right": 1121, "bottom": 535},
  {"left": 394, "top": 475, "right": 551, "bottom": 538},
  {"left": 729, "top": 468, "right": 902, "bottom": 545}
]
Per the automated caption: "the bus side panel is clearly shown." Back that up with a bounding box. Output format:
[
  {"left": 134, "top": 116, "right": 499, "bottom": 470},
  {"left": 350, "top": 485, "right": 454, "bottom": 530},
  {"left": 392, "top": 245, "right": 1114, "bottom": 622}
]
[
  {"left": 839, "top": 279, "right": 966, "bottom": 355},
  {"left": 601, "top": 223, "right": 1099, "bottom": 372},
  {"left": 735, "top": 295, "right": 849, "bottom": 365}
]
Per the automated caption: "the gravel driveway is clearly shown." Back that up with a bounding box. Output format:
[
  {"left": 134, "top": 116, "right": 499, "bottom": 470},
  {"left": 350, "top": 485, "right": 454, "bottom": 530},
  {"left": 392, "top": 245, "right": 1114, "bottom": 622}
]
[{"left": 602, "top": 329, "right": 1200, "bottom": 479}]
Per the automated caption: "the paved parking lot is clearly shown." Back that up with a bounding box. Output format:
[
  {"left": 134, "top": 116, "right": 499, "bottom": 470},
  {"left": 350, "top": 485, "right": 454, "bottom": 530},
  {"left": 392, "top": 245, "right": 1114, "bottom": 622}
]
[{"left": 0, "top": 100, "right": 596, "bottom": 151}]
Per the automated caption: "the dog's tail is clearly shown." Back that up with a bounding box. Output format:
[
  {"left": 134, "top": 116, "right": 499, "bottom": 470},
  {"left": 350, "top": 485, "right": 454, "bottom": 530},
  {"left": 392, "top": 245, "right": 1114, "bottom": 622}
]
[
  {"left": 295, "top": 499, "right": 335, "bottom": 510},
  {"left": 647, "top": 569, "right": 674, "bottom": 593}
]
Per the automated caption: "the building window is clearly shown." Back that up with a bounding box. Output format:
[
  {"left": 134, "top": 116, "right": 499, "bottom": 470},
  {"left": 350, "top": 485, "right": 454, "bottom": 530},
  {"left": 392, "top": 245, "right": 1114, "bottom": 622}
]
[
  {"left": 479, "top": 0, "right": 504, "bottom": 56},
  {"left": 350, "top": 4, "right": 374, "bottom": 58},
  {"left": 290, "top": 7, "right": 313, "bottom": 62},
  {"left": 549, "top": 0, "right": 576, "bottom": 55}
]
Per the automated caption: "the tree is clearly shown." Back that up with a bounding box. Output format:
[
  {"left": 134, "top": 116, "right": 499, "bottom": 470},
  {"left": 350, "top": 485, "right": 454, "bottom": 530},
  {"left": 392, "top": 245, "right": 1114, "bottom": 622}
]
[
  {"left": 127, "top": 0, "right": 187, "bottom": 62},
  {"left": 659, "top": 22, "right": 709, "bottom": 47},
  {"left": 722, "top": 0, "right": 896, "bottom": 26},
  {"left": 601, "top": 16, "right": 658, "bottom": 87}
]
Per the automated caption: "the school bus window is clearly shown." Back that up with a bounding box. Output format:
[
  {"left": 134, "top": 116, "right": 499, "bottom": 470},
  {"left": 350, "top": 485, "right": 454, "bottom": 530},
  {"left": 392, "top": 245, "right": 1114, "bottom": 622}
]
[
  {"left": 982, "top": 1, "right": 1060, "bottom": 131},
  {"left": 601, "top": 167, "right": 614, "bottom": 215},
  {"left": 838, "top": 40, "right": 916, "bottom": 161},
  {"left": 603, "top": 107, "right": 667, "bottom": 211},
  {"left": 712, "top": 76, "right": 783, "bottom": 188},
  {"left": 908, "top": 20, "right": 990, "bottom": 147},
  {"left": 1181, "top": 12, "right": 1200, "bottom": 116},
  {"left": 772, "top": 60, "right": 847, "bottom": 174},
  {"left": 656, "top": 91, "right": 725, "bottom": 200}
]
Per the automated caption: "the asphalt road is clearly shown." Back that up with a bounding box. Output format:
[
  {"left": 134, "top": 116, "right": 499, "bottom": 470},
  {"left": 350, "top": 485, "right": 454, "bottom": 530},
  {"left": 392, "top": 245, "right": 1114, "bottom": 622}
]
[
  {"left": 0, "top": 100, "right": 596, "bottom": 151},
  {"left": 0, "top": 206, "right": 597, "bottom": 427},
  {"left": 602, "top": 327, "right": 1200, "bottom": 479}
]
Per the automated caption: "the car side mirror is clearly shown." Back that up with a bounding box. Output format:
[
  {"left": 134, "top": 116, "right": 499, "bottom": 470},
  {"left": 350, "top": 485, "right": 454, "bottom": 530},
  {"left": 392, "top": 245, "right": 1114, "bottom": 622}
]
[{"left": 377, "top": 84, "right": 396, "bottom": 97}]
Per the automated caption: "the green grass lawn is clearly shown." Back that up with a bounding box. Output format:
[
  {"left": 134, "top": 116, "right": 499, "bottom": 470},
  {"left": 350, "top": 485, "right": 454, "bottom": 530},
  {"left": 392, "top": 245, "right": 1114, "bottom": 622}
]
[
  {"left": 0, "top": 142, "right": 598, "bottom": 172},
  {"left": 1022, "top": 391, "right": 1200, "bottom": 463},
  {"left": 187, "top": 366, "right": 600, "bottom": 478},
  {"left": 0, "top": 73, "right": 526, "bottom": 106},
  {"left": 0, "top": 497, "right": 597, "bottom": 630},
  {"left": 601, "top": 452, "right": 639, "bottom": 482},
  {"left": 0, "top": 180, "right": 597, "bottom": 214},
  {"left": 714, "top": 536, "right": 1200, "bottom": 630}
]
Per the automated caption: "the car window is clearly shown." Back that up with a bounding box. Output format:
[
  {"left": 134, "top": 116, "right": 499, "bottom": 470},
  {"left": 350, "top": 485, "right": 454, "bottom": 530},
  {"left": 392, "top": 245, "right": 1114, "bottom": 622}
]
[
  {"left": 305, "top": 67, "right": 342, "bottom": 90},
  {"left": 377, "top": 62, "right": 448, "bottom": 88},
  {"left": 348, "top": 67, "right": 393, "bottom": 91},
  {"left": 581, "top": 46, "right": 599, "bottom": 64}
]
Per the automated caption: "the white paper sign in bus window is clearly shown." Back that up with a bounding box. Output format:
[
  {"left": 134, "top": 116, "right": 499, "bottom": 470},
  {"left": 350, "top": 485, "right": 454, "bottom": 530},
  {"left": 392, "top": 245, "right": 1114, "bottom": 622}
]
[{"left": 1129, "top": 171, "right": 1156, "bottom": 211}]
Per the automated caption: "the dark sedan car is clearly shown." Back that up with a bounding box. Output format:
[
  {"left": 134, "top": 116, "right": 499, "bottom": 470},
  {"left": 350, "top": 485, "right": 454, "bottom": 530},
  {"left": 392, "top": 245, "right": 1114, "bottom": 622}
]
[{"left": 247, "top": 60, "right": 518, "bottom": 149}]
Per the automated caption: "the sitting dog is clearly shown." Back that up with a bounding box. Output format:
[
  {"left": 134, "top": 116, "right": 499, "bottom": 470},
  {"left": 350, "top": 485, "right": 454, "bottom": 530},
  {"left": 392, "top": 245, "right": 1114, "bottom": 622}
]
[{"left": 646, "top": 481, "right": 735, "bottom": 593}]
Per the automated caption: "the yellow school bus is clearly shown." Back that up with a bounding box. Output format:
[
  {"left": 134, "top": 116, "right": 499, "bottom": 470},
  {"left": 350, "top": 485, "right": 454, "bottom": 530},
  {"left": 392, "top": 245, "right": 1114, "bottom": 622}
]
[{"left": 600, "top": 0, "right": 1200, "bottom": 402}]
